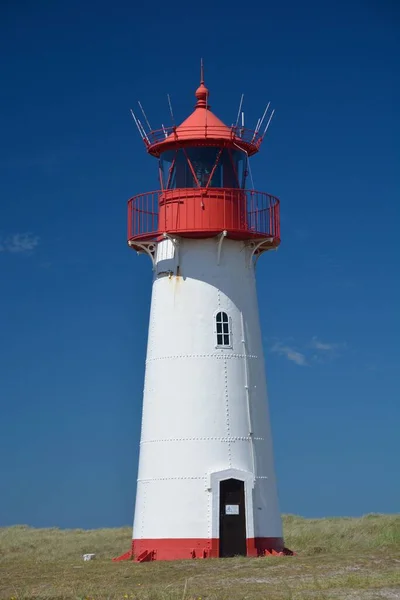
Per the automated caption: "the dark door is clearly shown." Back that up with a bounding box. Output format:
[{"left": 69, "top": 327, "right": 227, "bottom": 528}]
[{"left": 219, "top": 478, "right": 246, "bottom": 557}]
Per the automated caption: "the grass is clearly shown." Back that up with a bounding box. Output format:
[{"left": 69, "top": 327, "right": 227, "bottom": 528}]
[{"left": 0, "top": 514, "right": 399, "bottom": 600}]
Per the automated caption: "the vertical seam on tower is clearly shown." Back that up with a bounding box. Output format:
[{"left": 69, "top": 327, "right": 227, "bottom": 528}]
[
  {"left": 224, "top": 357, "right": 232, "bottom": 467},
  {"left": 218, "top": 286, "right": 231, "bottom": 467},
  {"left": 206, "top": 474, "right": 211, "bottom": 540},
  {"left": 147, "top": 280, "right": 156, "bottom": 361},
  {"left": 140, "top": 482, "right": 147, "bottom": 539}
]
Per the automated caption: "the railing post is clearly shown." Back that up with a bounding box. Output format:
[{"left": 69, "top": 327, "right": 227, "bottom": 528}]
[
  {"left": 223, "top": 189, "right": 226, "bottom": 231},
  {"left": 153, "top": 192, "right": 156, "bottom": 234},
  {"left": 128, "top": 200, "right": 131, "bottom": 241},
  {"left": 275, "top": 200, "right": 279, "bottom": 239},
  {"left": 269, "top": 195, "right": 273, "bottom": 237},
  {"left": 155, "top": 191, "right": 159, "bottom": 233}
]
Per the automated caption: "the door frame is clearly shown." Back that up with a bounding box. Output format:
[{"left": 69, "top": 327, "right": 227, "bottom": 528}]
[{"left": 207, "top": 468, "right": 255, "bottom": 554}]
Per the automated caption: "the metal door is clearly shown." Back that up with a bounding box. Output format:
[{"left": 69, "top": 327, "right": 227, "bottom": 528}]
[{"left": 219, "top": 478, "right": 246, "bottom": 557}]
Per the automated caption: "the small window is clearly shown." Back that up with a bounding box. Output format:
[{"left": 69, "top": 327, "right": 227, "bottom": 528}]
[{"left": 216, "top": 311, "right": 231, "bottom": 347}]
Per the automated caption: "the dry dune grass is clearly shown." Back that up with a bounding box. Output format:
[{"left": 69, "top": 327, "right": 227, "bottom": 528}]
[{"left": 0, "top": 514, "right": 399, "bottom": 600}]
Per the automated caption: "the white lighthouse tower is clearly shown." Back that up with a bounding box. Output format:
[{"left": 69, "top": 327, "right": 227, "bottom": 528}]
[{"left": 118, "top": 70, "right": 289, "bottom": 561}]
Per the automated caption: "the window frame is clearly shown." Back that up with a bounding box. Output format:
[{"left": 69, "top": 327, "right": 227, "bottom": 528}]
[
  {"left": 159, "top": 147, "right": 246, "bottom": 190},
  {"left": 214, "top": 310, "right": 232, "bottom": 349}
]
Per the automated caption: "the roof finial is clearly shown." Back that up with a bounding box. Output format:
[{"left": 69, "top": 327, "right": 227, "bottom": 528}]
[{"left": 195, "top": 59, "right": 209, "bottom": 109}]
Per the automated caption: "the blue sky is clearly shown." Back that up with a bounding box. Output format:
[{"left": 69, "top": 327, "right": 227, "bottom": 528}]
[{"left": 0, "top": 0, "right": 399, "bottom": 529}]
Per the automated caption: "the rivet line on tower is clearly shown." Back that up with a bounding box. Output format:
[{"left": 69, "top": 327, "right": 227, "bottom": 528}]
[
  {"left": 140, "top": 436, "right": 265, "bottom": 444},
  {"left": 137, "top": 476, "right": 206, "bottom": 482},
  {"left": 146, "top": 353, "right": 258, "bottom": 362}
]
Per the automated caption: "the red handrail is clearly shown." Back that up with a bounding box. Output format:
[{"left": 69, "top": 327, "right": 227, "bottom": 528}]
[
  {"left": 127, "top": 188, "right": 280, "bottom": 246},
  {"left": 144, "top": 125, "right": 263, "bottom": 146}
]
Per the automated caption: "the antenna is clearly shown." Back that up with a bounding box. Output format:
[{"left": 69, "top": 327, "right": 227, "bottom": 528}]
[
  {"left": 162, "top": 124, "right": 168, "bottom": 138},
  {"left": 205, "top": 87, "right": 208, "bottom": 129},
  {"left": 130, "top": 109, "right": 145, "bottom": 141},
  {"left": 138, "top": 101, "right": 152, "bottom": 131},
  {"left": 257, "top": 102, "right": 271, "bottom": 134},
  {"left": 200, "top": 57, "right": 204, "bottom": 84},
  {"left": 235, "top": 94, "right": 244, "bottom": 129},
  {"left": 167, "top": 94, "right": 176, "bottom": 126},
  {"left": 262, "top": 108, "right": 275, "bottom": 137},
  {"left": 241, "top": 112, "right": 245, "bottom": 128},
  {"left": 137, "top": 118, "right": 150, "bottom": 143},
  {"left": 251, "top": 118, "right": 261, "bottom": 142}
]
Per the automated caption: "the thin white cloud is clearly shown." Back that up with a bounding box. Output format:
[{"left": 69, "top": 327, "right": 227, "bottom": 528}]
[
  {"left": 310, "top": 336, "right": 338, "bottom": 351},
  {"left": 309, "top": 336, "right": 346, "bottom": 358},
  {"left": 309, "top": 337, "right": 346, "bottom": 362},
  {"left": 271, "top": 342, "right": 308, "bottom": 366},
  {"left": 0, "top": 233, "right": 39, "bottom": 254},
  {"left": 270, "top": 337, "right": 346, "bottom": 366}
]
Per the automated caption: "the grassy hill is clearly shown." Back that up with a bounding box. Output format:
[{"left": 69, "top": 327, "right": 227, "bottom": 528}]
[{"left": 0, "top": 514, "right": 399, "bottom": 599}]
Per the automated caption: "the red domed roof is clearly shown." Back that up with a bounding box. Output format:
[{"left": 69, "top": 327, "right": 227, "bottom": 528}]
[
  {"left": 166, "top": 92, "right": 233, "bottom": 142},
  {"left": 145, "top": 73, "right": 263, "bottom": 157}
]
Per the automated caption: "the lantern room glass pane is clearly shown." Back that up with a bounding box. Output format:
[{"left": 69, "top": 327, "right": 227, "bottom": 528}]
[
  {"left": 188, "top": 147, "right": 221, "bottom": 187},
  {"left": 160, "top": 148, "right": 247, "bottom": 189}
]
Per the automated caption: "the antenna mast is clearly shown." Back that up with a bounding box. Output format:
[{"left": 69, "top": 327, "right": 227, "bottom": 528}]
[
  {"left": 167, "top": 94, "right": 176, "bottom": 127},
  {"left": 235, "top": 94, "right": 244, "bottom": 129},
  {"left": 138, "top": 101, "right": 152, "bottom": 132},
  {"left": 262, "top": 109, "right": 275, "bottom": 137},
  {"left": 130, "top": 109, "right": 145, "bottom": 141},
  {"left": 257, "top": 102, "right": 271, "bottom": 134}
]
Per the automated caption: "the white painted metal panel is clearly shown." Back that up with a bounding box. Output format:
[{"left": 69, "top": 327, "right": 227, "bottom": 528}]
[{"left": 133, "top": 237, "right": 282, "bottom": 541}]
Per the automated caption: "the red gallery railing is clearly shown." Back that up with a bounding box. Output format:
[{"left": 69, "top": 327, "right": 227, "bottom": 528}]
[
  {"left": 127, "top": 188, "right": 280, "bottom": 246},
  {"left": 144, "top": 125, "right": 263, "bottom": 152}
]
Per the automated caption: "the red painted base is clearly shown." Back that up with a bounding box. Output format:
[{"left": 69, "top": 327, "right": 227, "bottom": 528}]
[{"left": 120, "top": 537, "right": 288, "bottom": 561}]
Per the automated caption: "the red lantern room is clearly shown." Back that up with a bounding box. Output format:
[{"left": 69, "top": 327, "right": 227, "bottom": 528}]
[{"left": 127, "top": 70, "right": 280, "bottom": 256}]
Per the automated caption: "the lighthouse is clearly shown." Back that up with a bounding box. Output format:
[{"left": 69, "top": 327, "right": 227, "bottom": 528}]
[{"left": 124, "top": 69, "right": 287, "bottom": 561}]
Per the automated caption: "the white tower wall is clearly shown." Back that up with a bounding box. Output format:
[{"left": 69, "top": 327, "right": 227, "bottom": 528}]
[{"left": 132, "top": 236, "right": 283, "bottom": 560}]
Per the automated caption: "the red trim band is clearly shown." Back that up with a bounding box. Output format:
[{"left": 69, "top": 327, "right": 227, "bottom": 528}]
[{"left": 131, "top": 537, "right": 285, "bottom": 561}]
